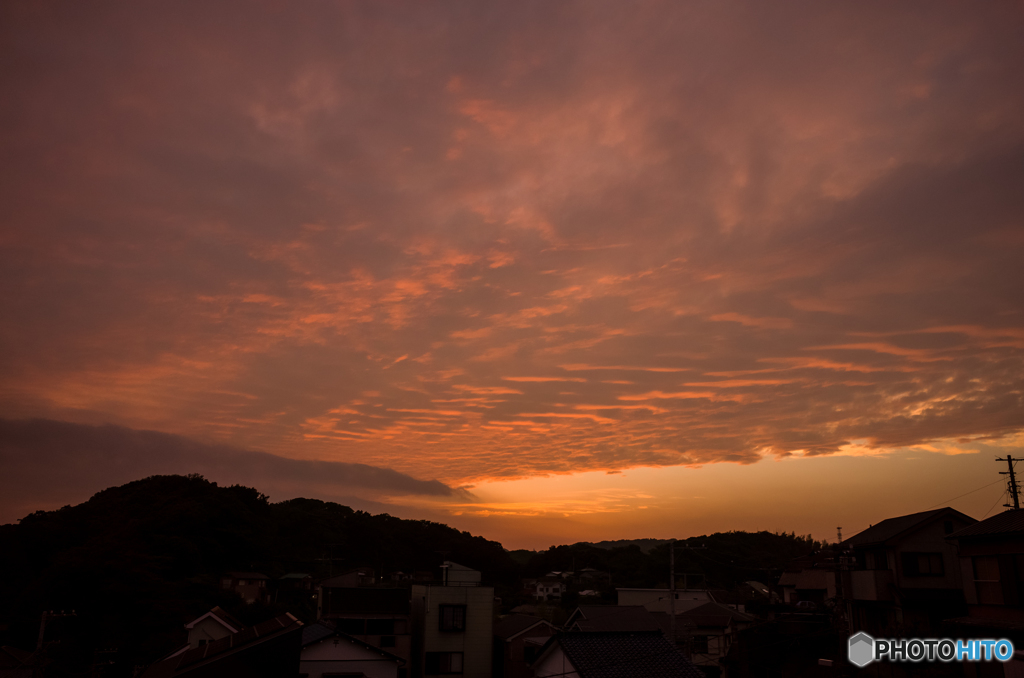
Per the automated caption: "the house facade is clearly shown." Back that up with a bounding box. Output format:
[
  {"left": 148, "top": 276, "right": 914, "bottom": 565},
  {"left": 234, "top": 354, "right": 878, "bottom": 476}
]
[
  {"left": 316, "top": 584, "right": 412, "bottom": 673},
  {"left": 221, "top": 571, "right": 270, "bottom": 604},
  {"left": 836, "top": 507, "right": 976, "bottom": 637},
  {"left": 410, "top": 562, "right": 493, "bottom": 678},
  {"left": 492, "top": 614, "right": 556, "bottom": 678},
  {"left": 300, "top": 621, "right": 404, "bottom": 678}
]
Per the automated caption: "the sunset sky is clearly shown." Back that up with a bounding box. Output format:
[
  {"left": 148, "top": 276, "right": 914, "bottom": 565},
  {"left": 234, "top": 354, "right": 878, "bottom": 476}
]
[{"left": 2, "top": 1, "right": 1023, "bottom": 549}]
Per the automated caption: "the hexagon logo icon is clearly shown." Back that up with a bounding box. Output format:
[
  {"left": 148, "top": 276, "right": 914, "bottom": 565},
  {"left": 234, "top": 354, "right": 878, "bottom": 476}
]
[{"left": 848, "top": 632, "right": 875, "bottom": 668}]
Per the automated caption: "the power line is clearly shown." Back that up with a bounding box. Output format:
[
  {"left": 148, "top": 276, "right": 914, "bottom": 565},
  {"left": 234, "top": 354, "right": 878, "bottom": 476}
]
[
  {"left": 982, "top": 486, "right": 1007, "bottom": 520},
  {"left": 922, "top": 478, "right": 1004, "bottom": 511}
]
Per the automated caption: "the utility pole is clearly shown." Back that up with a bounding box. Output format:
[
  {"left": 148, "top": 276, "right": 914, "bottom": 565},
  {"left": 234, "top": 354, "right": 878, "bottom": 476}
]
[
  {"left": 37, "top": 610, "right": 76, "bottom": 651},
  {"left": 999, "top": 456, "right": 1021, "bottom": 510},
  {"left": 669, "top": 539, "right": 676, "bottom": 648}
]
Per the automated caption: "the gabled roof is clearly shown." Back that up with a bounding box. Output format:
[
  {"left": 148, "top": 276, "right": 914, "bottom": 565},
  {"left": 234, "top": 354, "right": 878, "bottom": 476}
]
[
  {"left": 948, "top": 509, "right": 1024, "bottom": 540},
  {"left": 142, "top": 613, "right": 302, "bottom": 677},
  {"left": 567, "top": 606, "right": 662, "bottom": 633},
  {"left": 300, "top": 621, "right": 405, "bottom": 664},
  {"left": 777, "top": 572, "right": 799, "bottom": 587},
  {"left": 537, "top": 631, "right": 704, "bottom": 678},
  {"left": 494, "top": 614, "right": 555, "bottom": 640},
  {"left": 184, "top": 606, "right": 243, "bottom": 633},
  {"left": 0, "top": 646, "right": 35, "bottom": 668},
  {"left": 843, "top": 508, "right": 975, "bottom": 548}
]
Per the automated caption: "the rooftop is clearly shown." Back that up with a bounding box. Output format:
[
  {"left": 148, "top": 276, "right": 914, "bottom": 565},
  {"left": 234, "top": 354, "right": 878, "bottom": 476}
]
[
  {"left": 544, "top": 631, "right": 704, "bottom": 678},
  {"left": 948, "top": 509, "right": 1024, "bottom": 539},
  {"left": 843, "top": 507, "right": 974, "bottom": 548}
]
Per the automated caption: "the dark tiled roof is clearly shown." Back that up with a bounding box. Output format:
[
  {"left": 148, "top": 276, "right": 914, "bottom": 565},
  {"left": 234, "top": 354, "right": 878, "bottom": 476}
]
[
  {"left": 302, "top": 621, "right": 337, "bottom": 646},
  {"left": 0, "top": 645, "right": 34, "bottom": 668},
  {"left": 185, "top": 606, "right": 243, "bottom": 632},
  {"left": 175, "top": 614, "right": 300, "bottom": 669},
  {"left": 570, "top": 607, "right": 662, "bottom": 633},
  {"left": 142, "top": 613, "right": 302, "bottom": 677},
  {"left": 495, "top": 614, "right": 551, "bottom": 640},
  {"left": 555, "top": 631, "right": 704, "bottom": 678},
  {"left": 948, "top": 509, "right": 1024, "bottom": 539},
  {"left": 843, "top": 508, "right": 974, "bottom": 548}
]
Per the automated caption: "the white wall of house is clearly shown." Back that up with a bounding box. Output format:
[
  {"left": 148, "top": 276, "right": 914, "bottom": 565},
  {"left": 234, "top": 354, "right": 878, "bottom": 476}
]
[
  {"left": 186, "top": 617, "right": 235, "bottom": 648},
  {"left": 301, "top": 638, "right": 399, "bottom": 678},
  {"left": 533, "top": 646, "right": 579, "bottom": 678},
  {"left": 412, "top": 584, "right": 493, "bottom": 678}
]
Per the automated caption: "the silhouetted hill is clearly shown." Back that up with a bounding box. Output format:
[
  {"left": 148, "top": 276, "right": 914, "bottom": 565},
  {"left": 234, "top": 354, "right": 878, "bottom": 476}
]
[
  {"left": 524, "top": 531, "right": 824, "bottom": 590},
  {"left": 581, "top": 538, "right": 670, "bottom": 553},
  {"left": 0, "top": 474, "right": 516, "bottom": 676},
  {"left": 0, "top": 474, "right": 825, "bottom": 676}
]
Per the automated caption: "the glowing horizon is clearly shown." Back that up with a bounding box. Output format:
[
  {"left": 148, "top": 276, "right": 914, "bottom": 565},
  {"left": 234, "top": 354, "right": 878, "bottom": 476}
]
[{"left": 1, "top": 0, "right": 1023, "bottom": 548}]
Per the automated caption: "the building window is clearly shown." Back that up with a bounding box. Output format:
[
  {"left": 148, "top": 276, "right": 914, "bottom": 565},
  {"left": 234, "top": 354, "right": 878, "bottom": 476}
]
[
  {"left": 974, "top": 556, "right": 1002, "bottom": 605},
  {"left": 439, "top": 605, "right": 466, "bottom": 632},
  {"left": 380, "top": 635, "right": 396, "bottom": 647},
  {"left": 901, "top": 552, "right": 944, "bottom": 576},
  {"left": 425, "top": 651, "right": 464, "bottom": 674},
  {"left": 692, "top": 636, "right": 709, "bottom": 654}
]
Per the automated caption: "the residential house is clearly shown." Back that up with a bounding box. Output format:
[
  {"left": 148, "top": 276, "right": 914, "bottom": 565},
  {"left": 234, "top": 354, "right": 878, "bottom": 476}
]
[
  {"left": 532, "top": 631, "right": 704, "bottom": 678},
  {"left": 278, "top": 573, "right": 314, "bottom": 606},
  {"left": 140, "top": 613, "right": 303, "bottom": 678},
  {"left": 617, "top": 587, "right": 712, "bottom": 613},
  {"left": 676, "top": 601, "right": 755, "bottom": 678},
  {"left": 410, "top": 562, "right": 493, "bottom": 678},
  {"left": 836, "top": 507, "right": 976, "bottom": 637},
  {"left": 300, "top": 621, "right": 405, "bottom": 678},
  {"left": 577, "top": 568, "right": 611, "bottom": 585},
  {"left": 492, "top": 614, "right": 556, "bottom": 678},
  {"left": 316, "top": 584, "right": 412, "bottom": 673},
  {"left": 565, "top": 605, "right": 664, "bottom": 634},
  {"left": 945, "top": 509, "right": 1024, "bottom": 647},
  {"left": 182, "top": 607, "right": 243, "bottom": 650},
  {"left": 321, "top": 566, "right": 377, "bottom": 589},
  {"left": 529, "top": 577, "right": 566, "bottom": 602},
  {"left": 777, "top": 551, "right": 833, "bottom": 606},
  {"left": 220, "top": 571, "right": 270, "bottom": 604}
]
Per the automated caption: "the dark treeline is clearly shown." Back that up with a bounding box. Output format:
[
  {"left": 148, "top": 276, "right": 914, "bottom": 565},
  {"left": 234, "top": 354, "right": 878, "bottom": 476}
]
[
  {"left": 0, "top": 474, "right": 820, "bottom": 676},
  {"left": 517, "top": 531, "right": 824, "bottom": 590}
]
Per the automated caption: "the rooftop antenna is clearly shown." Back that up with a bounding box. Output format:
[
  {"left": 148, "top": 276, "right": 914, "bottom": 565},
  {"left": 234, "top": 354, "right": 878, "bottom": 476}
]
[
  {"left": 837, "top": 527, "right": 842, "bottom": 544},
  {"left": 998, "top": 456, "right": 1021, "bottom": 510}
]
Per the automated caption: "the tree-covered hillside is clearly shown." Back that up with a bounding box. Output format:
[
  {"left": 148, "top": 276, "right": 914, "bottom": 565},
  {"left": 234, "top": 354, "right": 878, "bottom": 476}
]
[
  {"left": 0, "top": 474, "right": 515, "bottom": 676},
  {"left": 0, "top": 474, "right": 824, "bottom": 676}
]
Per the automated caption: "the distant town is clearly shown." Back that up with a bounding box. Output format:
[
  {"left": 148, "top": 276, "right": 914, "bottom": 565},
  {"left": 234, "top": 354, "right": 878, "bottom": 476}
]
[{"left": 1, "top": 474, "right": 1022, "bottom": 677}]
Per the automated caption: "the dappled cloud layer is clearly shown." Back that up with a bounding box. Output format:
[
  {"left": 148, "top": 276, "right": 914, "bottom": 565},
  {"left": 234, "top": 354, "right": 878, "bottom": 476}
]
[{"left": 2, "top": 1, "right": 1023, "bottom": 488}]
